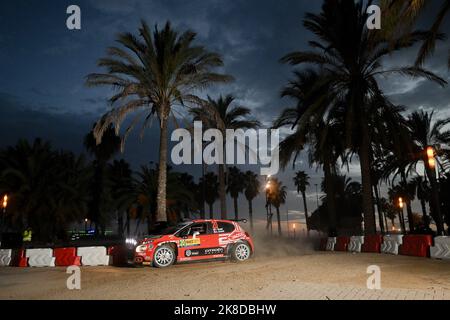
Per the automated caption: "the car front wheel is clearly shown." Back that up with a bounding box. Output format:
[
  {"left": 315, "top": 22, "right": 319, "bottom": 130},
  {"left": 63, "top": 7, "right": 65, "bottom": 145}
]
[
  {"left": 153, "top": 245, "right": 176, "bottom": 268},
  {"left": 231, "top": 242, "right": 251, "bottom": 262}
]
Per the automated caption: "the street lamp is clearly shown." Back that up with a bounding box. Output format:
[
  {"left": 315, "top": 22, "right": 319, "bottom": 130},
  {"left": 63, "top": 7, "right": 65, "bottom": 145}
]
[
  {"left": 2, "top": 195, "right": 7, "bottom": 210},
  {"left": 293, "top": 223, "right": 296, "bottom": 240},
  {"left": 426, "top": 146, "right": 436, "bottom": 170},
  {"left": 84, "top": 218, "right": 88, "bottom": 233},
  {"left": 398, "top": 197, "right": 404, "bottom": 209},
  {"left": 1, "top": 195, "right": 7, "bottom": 239}
]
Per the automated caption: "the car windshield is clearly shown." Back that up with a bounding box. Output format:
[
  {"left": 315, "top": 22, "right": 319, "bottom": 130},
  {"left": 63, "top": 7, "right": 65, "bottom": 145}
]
[{"left": 159, "top": 222, "right": 192, "bottom": 235}]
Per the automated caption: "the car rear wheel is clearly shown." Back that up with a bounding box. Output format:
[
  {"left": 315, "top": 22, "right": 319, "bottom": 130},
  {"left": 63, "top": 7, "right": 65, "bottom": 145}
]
[
  {"left": 153, "top": 245, "right": 176, "bottom": 268},
  {"left": 231, "top": 242, "right": 251, "bottom": 262}
]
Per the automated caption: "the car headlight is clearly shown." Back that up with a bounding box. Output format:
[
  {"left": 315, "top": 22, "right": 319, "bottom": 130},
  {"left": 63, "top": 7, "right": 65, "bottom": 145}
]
[{"left": 135, "top": 245, "right": 147, "bottom": 253}]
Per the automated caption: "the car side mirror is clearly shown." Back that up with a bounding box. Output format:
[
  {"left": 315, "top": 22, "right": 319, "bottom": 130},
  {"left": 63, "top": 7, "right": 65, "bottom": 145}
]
[{"left": 193, "top": 231, "right": 200, "bottom": 239}]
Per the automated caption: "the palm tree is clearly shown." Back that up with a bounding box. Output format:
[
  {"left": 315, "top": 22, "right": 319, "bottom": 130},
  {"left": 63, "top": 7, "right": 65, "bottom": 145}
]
[
  {"left": 274, "top": 70, "right": 346, "bottom": 237},
  {"left": 227, "top": 166, "right": 245, "bottom": 220},
  {"left": 0, "top": 139, "right": 90, "bottom": 241},
  {"left": 293, "top": 171, "right": 310, "bottom": 235},
  {"left": 406, "top": 110, "right": 450, "bottom": 234},
  {"left": 243, "top": 171, "right": 260, "bottom": 232},
  {"left": 84, "top": 124, "right": 121, "bottom": 234},
  {"left": 410, "top": 176, "right": 432, "bottom": 228},
  {"left": 108, "top": 159, "right": 133, "bottom": 236},
  {"left": 385, "top": 0, "right": 450, "bottom": 67},
  {"left": 190, "top": 95, "right": 260, "bottom": 219},
  {"left": 86, "top": 21, "right": 232, "bottom": 223},
  {"left": 281, "top": 0, "right": 446, "bottom": 234},
  {"left": 199, "top": 172, "right": 219, "bottom": 219},
  {"left": 267, "top": 178, "right": 287, "bottom": 236}
]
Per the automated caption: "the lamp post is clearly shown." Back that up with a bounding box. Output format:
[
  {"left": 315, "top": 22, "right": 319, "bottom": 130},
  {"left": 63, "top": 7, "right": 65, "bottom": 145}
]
[
  {"left": 84, "top": 218, "right": 88, "bottom": 233},
  {"left": 398, "top": 197, "right": 405, "bottom": 234},
  {"left": 425, "top": 146, "right": 444, "bottom": 235},
  {"left": 293, "top": 223, "right": 296, "bottom": 240},
  {"left": 265, "top": 176, "right": 273, "bottom": 236},
  {"left": 1, "top": 195, "right": 7, "bottom": 241}
]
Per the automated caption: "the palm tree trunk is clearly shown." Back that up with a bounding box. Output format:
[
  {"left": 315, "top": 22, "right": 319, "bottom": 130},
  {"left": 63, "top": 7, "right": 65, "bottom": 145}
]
[
  {"left": 209, "top": 203, "right": 214, "bottom": 220},
  {"left": 420, "top": 199, "right": 429, "bottom": 223},
  {"left": 248, "top": 200, "right": 254, "bottom": 232},
  {"left": 301, "top": 191, "right": 310, "bottom": 236},
  {"left": 424, "top": 158, "right": 444, "bottom": 235},
  {"left": 117, "top": 211, "right": 124, "bottom": 237},
  {"left": 234, "top": 196, "right": 239, "bottom": 220},
  {"left": 201, "top": 161, "right": 207, "bottom": 219},
  {"left": 218, "top": 164, "right": 227, "bottom": 219},
  {"left": 360, "top": 122, "right": 376, "bottom": 235},
  {"left": 323, "top": 157, "right": 337, "bottom": 236},
  {"left": 373, "top": 185, "right": 385, "bottom": 234},
  {"left": 276, "top": 207, "right": 282, "bottom": 236},
  {"left": 401, "top": 171, "right": 414, "bottom": 232},
  {"left": 156, "top": 112, "right": 169, "bottom": 222}
]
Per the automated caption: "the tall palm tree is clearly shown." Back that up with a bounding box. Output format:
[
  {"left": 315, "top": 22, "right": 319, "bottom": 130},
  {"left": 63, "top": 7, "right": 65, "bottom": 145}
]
[
  {"left": 267, "top": 178, "right": 287, "bottom": 236},
  {"left": 108, "top": 159, "right": 133, "bottom": 236},
  {"left": 274, "top": 69, "right": 346, "bottom": 236},
  {"left": 293, "top": 171, "right": 311, "bottom": 235},
  {"left": 84, "top": 124, "right": 121, "bottom": 234},
  {"left": 199, "top": 172, "right": 219, "bottom": 219},
  {"left": 86, "top": 21, "right": 232, "bottom": 223},
  {"left": 406, "top": 110, "right": 450, "bottom": 234},
  {"left": 190, "top": 95, "right": 260, "bottom": 219},
  {"left": 227, "top": 166, "right": 245, "bottom": 220},
  {"left": 409, "top": 176, "right": 431, "bottom": 228},
  {"left": 281, "top": 0, "right": 446, "bottom": 234},
  {"left": 243, "top": 171, "right": 260, "bottom": 232}
]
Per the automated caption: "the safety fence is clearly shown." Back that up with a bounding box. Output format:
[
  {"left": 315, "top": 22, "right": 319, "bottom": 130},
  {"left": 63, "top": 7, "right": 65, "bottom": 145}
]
[
  {"left": 0, "top": 245, "right": 129, "bottom": 267},
  {"left": 320, "top": 235, "right": 450, "bottom": 261}
]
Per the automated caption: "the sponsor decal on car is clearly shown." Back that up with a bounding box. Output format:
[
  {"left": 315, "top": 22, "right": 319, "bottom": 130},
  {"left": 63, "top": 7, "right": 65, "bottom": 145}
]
[
  {"left": 184, "top": 247, "right": 225, "bottom": 257},
  {"left": 179, "top": 238, "right": 201, "bottom": 248}
]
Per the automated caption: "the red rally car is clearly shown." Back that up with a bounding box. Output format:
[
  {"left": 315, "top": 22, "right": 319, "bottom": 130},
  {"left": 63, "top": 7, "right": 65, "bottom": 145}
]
[{"left": 134, "top": 219, "right": 254, "bottom": 268}]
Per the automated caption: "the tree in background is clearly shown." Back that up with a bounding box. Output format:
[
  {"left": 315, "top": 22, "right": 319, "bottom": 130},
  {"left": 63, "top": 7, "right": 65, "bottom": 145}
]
[
  {"left": 227, "top": 166, "right": 246, "bottom": 220},
  {"left": 243, "top": 171, "right": 260, "bottom": 232},
  {"left": 84, "top": 124, "right": 121, "bottom": 234},
  {"left": 87, "top": 20, "right": 231, "bottom": 224},
  {"left": 293, "top": 171, "right": 310, "bottom": 236}
]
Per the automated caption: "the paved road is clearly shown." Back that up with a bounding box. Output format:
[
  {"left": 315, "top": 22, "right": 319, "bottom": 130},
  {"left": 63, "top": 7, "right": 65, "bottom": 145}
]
[{"left": 1, "top": 252, "right": 449, "bottom": 300}]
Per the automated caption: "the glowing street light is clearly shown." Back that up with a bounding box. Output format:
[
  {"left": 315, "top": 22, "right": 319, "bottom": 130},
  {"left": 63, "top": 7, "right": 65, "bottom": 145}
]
[
  {"left": 398, "top": 197, "right": 404, "bottom": 209},
  {"left": 426, "top": 146, "right": 436, "bottom": 170},
  {"left": 293, "top": 223, "right": 296, "bottom": 239},
  {"left": 2, "top": 195, "right": 7, "bottom": 211}
]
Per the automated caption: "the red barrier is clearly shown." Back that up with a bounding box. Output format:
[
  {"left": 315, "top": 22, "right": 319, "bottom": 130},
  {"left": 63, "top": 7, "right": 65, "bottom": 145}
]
[
  {"left": 108, "top": 246, "right": 127, "bottom": 266},
  {"left": 11, "top": 249, "right": 28, "bottom": 267},
  {"left": 399, "top": 235, "right": 433, "bottom": 258},
  {"left": 362, "top": 235, "right": 383, "bottom": 253},
  {"left": 319, "top": 238, "right": 328, "bottom": 251},
  {"left": 335, "top": 237, "right": 350, "bottom": 251},
  {"left": 54, "top": 247, "right": 81, "bottom": 266}
]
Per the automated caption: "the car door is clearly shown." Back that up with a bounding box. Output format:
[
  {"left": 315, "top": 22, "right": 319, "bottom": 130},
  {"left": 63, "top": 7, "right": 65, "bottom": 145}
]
[{"left": 176, "top": 222, "right": 221, "bottom": 261}]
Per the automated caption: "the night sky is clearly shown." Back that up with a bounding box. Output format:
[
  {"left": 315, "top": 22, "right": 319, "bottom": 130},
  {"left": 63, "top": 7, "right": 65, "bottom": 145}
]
[{"left": 1, "top": 0, "right": 449, "bottom": 223}]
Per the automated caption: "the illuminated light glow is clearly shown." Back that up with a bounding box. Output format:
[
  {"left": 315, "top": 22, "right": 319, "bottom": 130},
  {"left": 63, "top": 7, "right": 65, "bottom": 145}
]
[
  {"left": 426, "top": 146, "right": 435, "bottom": 158},
  {"left": 428, "top": 158, "right": 436, "bottom": 170},
  {"left": 398, "top": 197, "right": 404, "bottom": 209},
  {"left": 293, "top": 223, "right": 296, "bottom": 230},
  {"left": 2, "top": 195, "right": 7, "bottom": 208}
]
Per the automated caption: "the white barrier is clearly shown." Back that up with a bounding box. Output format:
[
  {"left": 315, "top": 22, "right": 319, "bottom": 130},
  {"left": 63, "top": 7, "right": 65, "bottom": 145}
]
[
  {"left": 0, "top": 249, "right": 12, "bottom": 266},
  {"left": 381, "top": 234, "right": 403, "bottom": 255},
  {"left": 430, "top": 236, "right": 450, "bottom": 261},
  {"left": 348, "top": 236, "right": 364, "bottom": 253},
  {"left": 326, "top": 237, "right": 336, "bottom": 251},
  {"left": 26, "top": 248, "right": 55, "bottom": 267},
  {"left": 77, "top": 247, "right": 110, "bottom": 266}
]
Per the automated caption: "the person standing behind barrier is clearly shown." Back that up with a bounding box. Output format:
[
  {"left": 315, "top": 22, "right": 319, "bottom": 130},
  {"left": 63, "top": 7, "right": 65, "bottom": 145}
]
[{"left": 22, "top": 227, "right": 32, "bottom": 247}]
